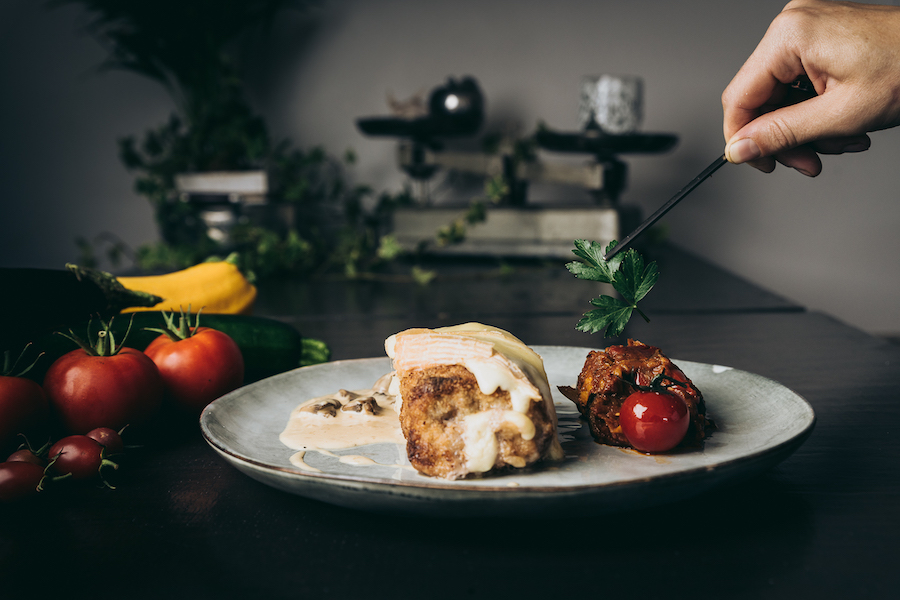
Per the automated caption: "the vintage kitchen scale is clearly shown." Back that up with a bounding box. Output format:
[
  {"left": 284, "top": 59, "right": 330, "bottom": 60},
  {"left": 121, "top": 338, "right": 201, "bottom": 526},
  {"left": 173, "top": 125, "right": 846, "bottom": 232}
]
[{"left": 357, "top": 75, "right": 678, "bottom": 258}]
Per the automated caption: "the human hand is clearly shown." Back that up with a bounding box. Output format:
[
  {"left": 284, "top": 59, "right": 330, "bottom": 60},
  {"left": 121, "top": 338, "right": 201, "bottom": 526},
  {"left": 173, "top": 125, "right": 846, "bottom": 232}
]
[{"left": 722, "top": 0, "right": 900, "bottom": 176}]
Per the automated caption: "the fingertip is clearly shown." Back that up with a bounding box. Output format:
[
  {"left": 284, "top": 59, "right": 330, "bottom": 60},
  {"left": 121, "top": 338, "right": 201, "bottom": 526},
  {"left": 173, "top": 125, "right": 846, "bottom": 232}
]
[
  {"left": 776, "top": 149, "right": 822, "bottom": 177},
  {"left": 725, "top": 138, "right": 762, "bottom": 164},
  {"left": 748, "top": 157, "right": 776, "bottom": 174}
]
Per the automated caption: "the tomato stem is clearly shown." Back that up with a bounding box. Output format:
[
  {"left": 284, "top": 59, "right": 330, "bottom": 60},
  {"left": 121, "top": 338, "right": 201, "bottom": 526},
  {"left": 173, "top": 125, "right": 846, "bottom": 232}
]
[
  {"left": 98, "top": 457, "right": 119, "bottom": 489},
  {"left": 1, "top": 344, "right": 45, "bottom": 377},
  {"left": 144, "top": 306, "right": 203, "bottom": 342},
  {"left": 618, "top": 373, "right": 700, "bottom": 396},
  {"left": 16, "top": 433, "right": 52, "bottom": 458},
  {"left": 55, "top": 316, "right": 134, "bottom": 357}
]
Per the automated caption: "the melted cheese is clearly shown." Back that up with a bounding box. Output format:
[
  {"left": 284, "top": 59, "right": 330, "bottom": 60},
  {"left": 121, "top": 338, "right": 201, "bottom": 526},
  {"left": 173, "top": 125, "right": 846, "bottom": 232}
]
[{"left": 462, "top": 409, "right": 537, "bottom": 473}]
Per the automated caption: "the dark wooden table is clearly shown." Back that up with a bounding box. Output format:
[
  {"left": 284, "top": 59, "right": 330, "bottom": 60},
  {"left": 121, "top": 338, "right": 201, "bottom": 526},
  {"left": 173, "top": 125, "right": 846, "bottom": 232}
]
[{"left": 3, "top": 244, "right": 899, "bottom": 599}]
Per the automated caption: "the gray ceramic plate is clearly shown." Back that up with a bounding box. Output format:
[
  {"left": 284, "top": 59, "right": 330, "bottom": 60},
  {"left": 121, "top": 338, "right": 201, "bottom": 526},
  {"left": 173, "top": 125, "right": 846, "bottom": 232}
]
[{"left": 200, "top": 346, "right": 815, "bottom": 517}]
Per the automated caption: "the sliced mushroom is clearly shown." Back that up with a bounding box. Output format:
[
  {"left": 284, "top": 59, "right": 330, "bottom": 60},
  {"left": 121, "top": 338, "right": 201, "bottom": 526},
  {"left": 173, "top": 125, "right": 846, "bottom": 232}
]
[
  {"left": 300, "top": 397, "right": 342, "bottom": 417},
  {"left": 372, "top": 372, "right": 394, "bottom": 394},
  {"left": 341, "top": 396, "right": 380, "bottom": 415}
]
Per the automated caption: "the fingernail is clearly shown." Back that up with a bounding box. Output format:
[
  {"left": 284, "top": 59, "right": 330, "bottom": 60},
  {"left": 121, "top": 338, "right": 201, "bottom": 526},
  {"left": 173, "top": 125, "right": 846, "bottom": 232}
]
[
  {"left": 727, "top": 138, "right": 761, "bottom": 164},
  {"left": 794, "top": 166, "right": 816, "bottom": 177}
]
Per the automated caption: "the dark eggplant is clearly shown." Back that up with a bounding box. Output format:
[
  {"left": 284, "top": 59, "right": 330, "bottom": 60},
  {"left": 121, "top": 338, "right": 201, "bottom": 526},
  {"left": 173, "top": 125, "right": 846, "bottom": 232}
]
[{"left": 0, "top": 265, "right": 161, "bottom": 353}]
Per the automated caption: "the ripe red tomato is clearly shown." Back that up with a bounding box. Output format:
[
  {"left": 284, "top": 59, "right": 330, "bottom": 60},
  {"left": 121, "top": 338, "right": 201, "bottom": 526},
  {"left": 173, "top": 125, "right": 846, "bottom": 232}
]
[
  {"left": 0, "top": 375, "right": 48, "bottom": 451},
  {"left": 49, "top": 434, "right": 115, "bottom": 481},
  {"left": 43, "top": 348, "right": 163, "bottom": 434},
  {"left": 144, "top": 327, "right": 244, "bottom": 414},
  {"left": 86, "top": 427, "right": 124, "bottom": 454},
  {"left": 0, "top": 461, "right": 46, "bottom": 501},
  {"left": 7, "top": 448, "right": 46, "bottom": 467},
  {"left": 620, "top": 390, "right": 690, "bottom": 453}
]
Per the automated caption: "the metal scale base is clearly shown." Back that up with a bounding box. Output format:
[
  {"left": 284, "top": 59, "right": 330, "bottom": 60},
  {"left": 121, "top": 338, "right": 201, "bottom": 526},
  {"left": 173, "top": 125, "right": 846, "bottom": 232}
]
[{"left": 391, "top": 205, "right": 635, "bottom": 259}]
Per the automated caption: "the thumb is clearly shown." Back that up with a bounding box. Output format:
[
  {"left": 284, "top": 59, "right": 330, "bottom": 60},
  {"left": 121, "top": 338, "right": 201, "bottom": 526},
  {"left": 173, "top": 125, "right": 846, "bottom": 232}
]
[{"left": 725, "top": 94, "right": 857, "bottom": 163}]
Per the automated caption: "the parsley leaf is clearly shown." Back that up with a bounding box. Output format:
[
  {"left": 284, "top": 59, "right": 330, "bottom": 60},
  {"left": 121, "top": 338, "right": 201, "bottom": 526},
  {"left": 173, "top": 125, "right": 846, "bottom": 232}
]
[{"left": 566, "top": 239, "right": 659, "bottom": 337}]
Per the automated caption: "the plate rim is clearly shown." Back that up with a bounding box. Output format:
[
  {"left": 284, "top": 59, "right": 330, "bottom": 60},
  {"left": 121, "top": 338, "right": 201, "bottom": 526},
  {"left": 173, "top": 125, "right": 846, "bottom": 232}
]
[{"left": 199, "top": 346, "right": 817, "bottom": 495}]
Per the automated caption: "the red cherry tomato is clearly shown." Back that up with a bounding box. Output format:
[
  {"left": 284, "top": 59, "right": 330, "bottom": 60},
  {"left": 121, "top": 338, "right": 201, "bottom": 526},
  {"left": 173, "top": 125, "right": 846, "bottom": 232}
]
[
  {"left": 619, "top": 390, "right": 690, "bottom": 453},
  {"left": 48, "top": 435, "right": 106, "bottom": 480},
  {"left": 143, "top": 327, "right": 244, "bottom": 414},
  {"left": 0, "top": 375, "right": 48, "bottom": 451},
  {"left": 7, "top": 448, "right": 46, "bottom": 467},
  {"left": 86, "top": 427, "right": 124, "bottom": 454},
  {"left": 0, "top": 461, "right": 46, "bottom": 501},
  {"left": 43, "top": 348, "right": 163, "bottom": 434}
]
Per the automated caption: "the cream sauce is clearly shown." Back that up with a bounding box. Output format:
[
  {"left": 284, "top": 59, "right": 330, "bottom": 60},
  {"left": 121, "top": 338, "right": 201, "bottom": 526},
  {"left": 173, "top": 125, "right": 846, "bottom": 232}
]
[
  {"left": 338, "top": 455, "right": 379, "bottom": 466},
  {"left": 280, "top": 386, "right": 407, "bottom": 472},
  {"left": 288, "top": 451, "right": 322, "bottom": 472}
]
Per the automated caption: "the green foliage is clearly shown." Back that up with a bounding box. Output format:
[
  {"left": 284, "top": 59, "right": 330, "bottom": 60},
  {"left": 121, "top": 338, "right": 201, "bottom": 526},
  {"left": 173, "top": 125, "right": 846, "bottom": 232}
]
[
  {"left": 52, "top": 0, "right": 429, "bottom": 280},
  {"left": 435, "top": 199, "right": 488, "bottom": 247},
  {"left": 479, "top": 133, "right": 536, "bottom": 205},
  {"left": 228, "top": 226, "right": 314, "bottom": 280},
  {"left": 326, "top": 188, "right": 416, "bottom": 278},
  {"left": 410, "top": 266, "right": 437, "bottom": 286},
  {"left": 484, "top": 177, "right": 509, "bottom": 204},
  {"left": 567, "top": 239, "right": 659, "bottom": 337}
]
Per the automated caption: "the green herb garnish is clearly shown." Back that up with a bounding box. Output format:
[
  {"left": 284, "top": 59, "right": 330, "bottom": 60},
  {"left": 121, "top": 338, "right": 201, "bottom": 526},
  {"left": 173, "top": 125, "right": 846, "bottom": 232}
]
[{"left": 566, "top": 239, "right": 659, "bottom": 337}]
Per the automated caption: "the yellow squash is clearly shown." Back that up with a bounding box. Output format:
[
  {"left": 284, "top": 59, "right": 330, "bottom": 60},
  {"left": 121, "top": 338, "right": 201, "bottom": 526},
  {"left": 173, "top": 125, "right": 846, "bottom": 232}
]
[{"left": 117, "top": 261, "right": 257, "bottom": 315}]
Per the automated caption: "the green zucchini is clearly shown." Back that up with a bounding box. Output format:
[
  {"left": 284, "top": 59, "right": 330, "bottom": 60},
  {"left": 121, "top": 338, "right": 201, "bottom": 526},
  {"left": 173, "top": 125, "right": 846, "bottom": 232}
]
[{"left": 19, "top": 312, "right": 330, "bottom": 385}]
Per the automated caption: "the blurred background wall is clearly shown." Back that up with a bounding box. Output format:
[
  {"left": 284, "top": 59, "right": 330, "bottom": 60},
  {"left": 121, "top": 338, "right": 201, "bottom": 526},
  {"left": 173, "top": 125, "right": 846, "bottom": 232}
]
[{"left": 1, "top": 0, "right": 899, "bottom": 336}]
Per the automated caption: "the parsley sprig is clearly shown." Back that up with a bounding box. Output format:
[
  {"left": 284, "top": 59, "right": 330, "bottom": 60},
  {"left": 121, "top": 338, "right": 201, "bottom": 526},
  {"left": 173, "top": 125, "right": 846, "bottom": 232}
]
[{"left": 566, "top": 239, "right": 659, "bottom": 337}]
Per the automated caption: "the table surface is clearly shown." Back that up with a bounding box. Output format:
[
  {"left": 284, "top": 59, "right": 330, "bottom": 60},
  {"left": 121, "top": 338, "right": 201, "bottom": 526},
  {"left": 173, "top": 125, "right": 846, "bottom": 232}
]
[{"left": 3, "top": 244, "right": 899, "bottom": 599}]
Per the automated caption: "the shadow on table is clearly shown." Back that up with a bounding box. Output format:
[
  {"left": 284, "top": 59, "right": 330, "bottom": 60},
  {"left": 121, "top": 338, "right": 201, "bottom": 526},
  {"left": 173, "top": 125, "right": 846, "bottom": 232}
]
[{"left": 199, "top": 469, "right": 814, "bottom": 599}]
